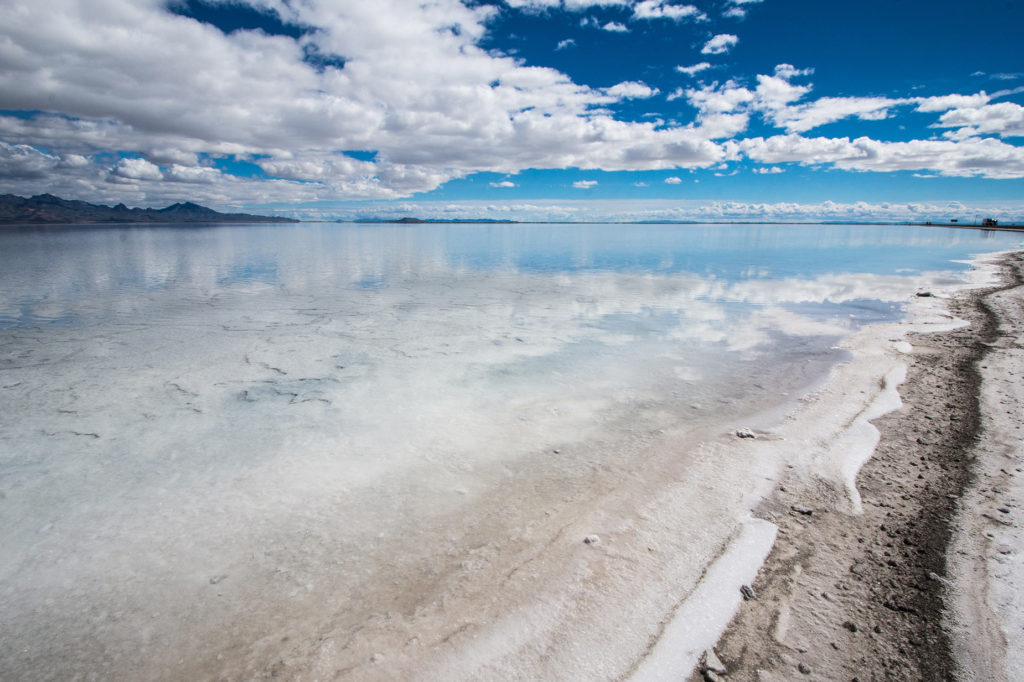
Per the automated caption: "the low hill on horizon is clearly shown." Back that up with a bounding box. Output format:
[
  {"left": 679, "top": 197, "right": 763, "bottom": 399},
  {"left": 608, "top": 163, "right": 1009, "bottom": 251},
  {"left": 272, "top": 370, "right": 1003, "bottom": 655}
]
[{"left": 0, "top": 194, "right": 298, "bottom": 225}]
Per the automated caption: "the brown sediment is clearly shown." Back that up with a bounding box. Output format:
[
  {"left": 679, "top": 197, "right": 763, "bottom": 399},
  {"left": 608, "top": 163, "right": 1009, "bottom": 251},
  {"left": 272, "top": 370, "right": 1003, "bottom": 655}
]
[{"left": 695, "top": 253, "right": 1023, "bottom": 682}]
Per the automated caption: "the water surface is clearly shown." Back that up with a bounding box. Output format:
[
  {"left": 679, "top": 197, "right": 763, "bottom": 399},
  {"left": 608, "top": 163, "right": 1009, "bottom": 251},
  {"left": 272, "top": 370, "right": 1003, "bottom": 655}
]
[{"left": 1, "top": 222, "right": 1021, "bottom": 679}]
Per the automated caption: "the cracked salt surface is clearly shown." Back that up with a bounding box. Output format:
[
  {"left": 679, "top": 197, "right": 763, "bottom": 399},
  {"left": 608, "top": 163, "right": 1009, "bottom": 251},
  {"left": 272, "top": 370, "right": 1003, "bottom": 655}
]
[{"left": 1, "top": 223, "right": 1021, "bottom": 680}]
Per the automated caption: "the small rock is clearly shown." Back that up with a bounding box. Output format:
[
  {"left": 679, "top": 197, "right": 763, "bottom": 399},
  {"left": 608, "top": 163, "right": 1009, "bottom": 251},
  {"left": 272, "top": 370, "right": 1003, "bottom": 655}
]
[
  {"left": 998, "top": 507, "right": 1011, "bottom": 514},
  {"left": 997, "top": 543, "right": 1014, "bottom": 555},
  {"left": 700, "top": 648, "right": 727, "bottom": 676},
  {"left": 798, "top": 662, "right": 811, "bottom": 674},
  {"left": 916, "top": 291, "right": 934, "bottom": 297},
  {"left": 209, "top": 574, "right": 228, "bottom": 585},
  {"left": 842, "top": 620, "right": 858, "bottom": 633},
  {"left": 791, "top": 504, "right": 814, "bottom": 516},
  {"left": 873, "top": 625, "right": 882, "bottom": 634},
  {"left": 736, "top": 428, "right": 756, "bottom": 439},
  {"left": 583, "top": 534, "right": 601, "bottom": 545},
  {"left": 740, "top": 584, "right": 757, "bottom": 600}
]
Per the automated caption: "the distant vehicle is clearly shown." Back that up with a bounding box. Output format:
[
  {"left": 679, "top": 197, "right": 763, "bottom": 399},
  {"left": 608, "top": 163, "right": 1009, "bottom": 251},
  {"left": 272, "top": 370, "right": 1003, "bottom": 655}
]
[{"left": 982, "top": 218, "right": 999, "bottom": 227}]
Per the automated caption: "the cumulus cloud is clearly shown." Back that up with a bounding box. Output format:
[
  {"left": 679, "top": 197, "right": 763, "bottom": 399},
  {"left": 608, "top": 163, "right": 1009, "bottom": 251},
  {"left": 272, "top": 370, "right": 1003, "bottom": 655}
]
[
  {"left": 490, "top": 180, "right": 516, "bottom": 187},
  {"left": 0, "top": 0, "right": 1021, "bottom": 208},
  {"left": 914, "top": 92, "right": 990, "bottom": 112},
  {"left": 702, "top": 34, "right": 738, "bottom": 55},
  {"left": 601, "top": 21, "right": 629, "bottom": 32},
  {"left": 164, "top": 164, "right": 222, "bottom": 184},
  {"left": 573, "top": 180, "right": 598, "bottom": 188},
  {"left": 0, "top": 0, "right": 739, "bottom": 206},
  {"left": 722, "top": 0, "right": 762, "bottom": 19},
  {"left": 605, "top": 81, "right": 660, "bottom": 99},
  {"left": 676, "top": 62, "right": 712, "bottom": 76},
  {"left": 632, "top": 1, "right": 706, "bottom": 21},
  {"left": 556, "top": 38, "right": 576, "bottom": 50},
  {"left": 110, "top": 157, "right": 164, "bottom": 182},
  {"left": 308, "top": 197, "right": 1024, "bottom": 224},
  {"left": 774, "top": 64, "right": 814, "bottom": 80},
  {"left": 686, "top": 71, "right": 906, "bottom": 135},
  {"left": 741, "top": 134, "right": 1024, "bottom": 178},
  {"left": 664, "top": 176, "right": 683, "bottom": 183},
  {"left": 0, "top": 142, "right": 61, "bottom": 179},
  {"left": 933, "top": 101, "right": 1024, "bottom": 139}
]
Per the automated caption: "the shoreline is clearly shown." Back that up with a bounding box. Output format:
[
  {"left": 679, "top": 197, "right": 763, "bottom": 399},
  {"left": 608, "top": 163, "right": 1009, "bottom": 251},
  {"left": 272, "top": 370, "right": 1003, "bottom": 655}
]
[{"left": 686, "top": 251, "right": 1024, "bottom": 681}]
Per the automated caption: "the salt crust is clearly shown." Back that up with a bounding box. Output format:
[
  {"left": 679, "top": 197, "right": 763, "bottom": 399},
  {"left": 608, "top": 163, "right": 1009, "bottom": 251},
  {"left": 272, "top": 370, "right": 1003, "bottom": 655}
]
[{"left": 626, "top": 252, "right": 1010, "bottom": 680}]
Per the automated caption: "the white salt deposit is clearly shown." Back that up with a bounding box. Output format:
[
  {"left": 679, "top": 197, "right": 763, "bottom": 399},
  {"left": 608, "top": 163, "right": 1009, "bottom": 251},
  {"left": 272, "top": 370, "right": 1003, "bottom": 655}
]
[{"left": 630, "top": 519, "right": 778, "bottom": 681}]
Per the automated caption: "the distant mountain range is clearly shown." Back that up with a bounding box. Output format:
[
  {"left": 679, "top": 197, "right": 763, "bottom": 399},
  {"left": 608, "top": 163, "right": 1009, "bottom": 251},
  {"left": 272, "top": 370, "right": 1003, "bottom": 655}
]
[{"left": 0, "top": 194, "right": 298, "bottom": 224}]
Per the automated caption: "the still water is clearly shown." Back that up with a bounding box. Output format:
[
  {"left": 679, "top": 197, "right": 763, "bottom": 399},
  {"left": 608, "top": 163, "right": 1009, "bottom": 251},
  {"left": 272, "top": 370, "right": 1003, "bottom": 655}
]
[{"left": 0, "top": 222, "right": 1021, "bottom": 679}]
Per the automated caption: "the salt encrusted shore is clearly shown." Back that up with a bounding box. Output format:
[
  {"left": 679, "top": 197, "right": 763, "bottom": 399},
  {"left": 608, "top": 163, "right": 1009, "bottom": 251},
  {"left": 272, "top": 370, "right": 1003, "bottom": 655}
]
[{"left": 691, "top": 252, "right": 1024, "bottom": 682}]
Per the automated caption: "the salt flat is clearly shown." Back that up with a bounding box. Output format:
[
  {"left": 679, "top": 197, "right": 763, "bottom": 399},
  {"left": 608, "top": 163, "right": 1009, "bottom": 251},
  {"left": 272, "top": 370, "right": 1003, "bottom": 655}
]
[{"left": 1, "top": 223, "right": 1021, "bottom": 680}]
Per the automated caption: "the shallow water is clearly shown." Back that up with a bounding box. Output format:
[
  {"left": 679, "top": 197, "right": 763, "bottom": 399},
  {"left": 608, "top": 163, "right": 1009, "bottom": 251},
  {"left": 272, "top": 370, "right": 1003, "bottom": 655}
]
[{"left": 1, "top": 222, "right": 1021, "bottom": 679}]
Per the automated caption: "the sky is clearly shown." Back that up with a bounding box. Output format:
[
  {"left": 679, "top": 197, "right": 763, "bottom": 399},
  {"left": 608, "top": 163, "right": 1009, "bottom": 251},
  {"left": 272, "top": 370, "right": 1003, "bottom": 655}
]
[{"left": 1, "top": 0, "right": 1023, "bottom": 223}]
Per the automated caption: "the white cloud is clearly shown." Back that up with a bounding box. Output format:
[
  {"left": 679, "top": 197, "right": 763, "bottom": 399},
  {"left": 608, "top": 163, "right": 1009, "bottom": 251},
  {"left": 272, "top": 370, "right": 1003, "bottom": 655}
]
[
  {"left": 686, "top": 80, "right": 755, "bottom": 114},
  {"left": 301, "top": 197, "right": 1024, "bottom": 225},
  {"left": 914, "top": 93, "right": 990, "bottom": 112},
  {"left": 752, "top": 74, "right": 812, "bottom": 112},
  {"left": 933, "top": 102, "right": 1024, "bottom": 139},
  {"left": 632, "top": 1, "right": 706, "bottom": 21},
  {"left": 601, "top": 21, "right": 629, "bottom": 32},
  {"left": 164, "top": 164, "right": 221, "bottom": 184},
  {"left": 605, "top": 81, "right": 660, "bottom": 99},
  {"left": 702, "top": 34, "right": 738, "bottom": 55},
  {"left": 0, "top": 142, "right": 60, "bottom": 179},
  {"left": 556, "top": 38, "right": 575, "bottom": 50},
  {"left": 766, "top": 95, "right": 907, "bottom": 133},
  {"left": 752, "top": 166, "right": 785, "bottom": 174},
  {"left": 773, "top": 64, "right": 814, "bottom": 80},
  {"left": 0, "top": 0, "right": 738, "bottom": 207},
  {"left": 741, "top": 134, "right": 1024, "bottom": 178},
  {"left": 664, "top": 176, "right": 683, "bottom": 183},
  {"left": 676, "top": 62, "right": 712, "bottom": 76},
  {"left": 110, "top": 157, "right": 163, "bottom": 182},
  {"left": 722, "top": 0, "right": 761, "bottom": 19},
  {"left": 490, "top": 180, "right": 516, "bottom": 187},
  {"left": 507, "top": 0, "right": 629, "bottom": 9},
  {"left": 573, "top": 180, "right": 598, "bottom": 188},
  {"left": 0, "top": 0, "right": 1021, "bottom": 207},
  {"left": 686, "top": 73, "right": 906, "bottom": 135}
]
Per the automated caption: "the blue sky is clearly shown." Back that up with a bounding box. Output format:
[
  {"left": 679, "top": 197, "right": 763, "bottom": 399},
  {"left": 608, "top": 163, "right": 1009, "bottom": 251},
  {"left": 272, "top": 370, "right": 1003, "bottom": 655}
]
[{"left": 1, "top": 0, "right": 1023, "bottom": 222}]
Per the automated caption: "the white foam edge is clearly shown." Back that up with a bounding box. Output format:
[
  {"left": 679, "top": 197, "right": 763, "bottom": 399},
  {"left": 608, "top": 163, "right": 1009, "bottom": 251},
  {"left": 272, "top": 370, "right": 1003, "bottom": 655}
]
[{"left": 629, "top": 518, "right": 778, "bottom": 681}]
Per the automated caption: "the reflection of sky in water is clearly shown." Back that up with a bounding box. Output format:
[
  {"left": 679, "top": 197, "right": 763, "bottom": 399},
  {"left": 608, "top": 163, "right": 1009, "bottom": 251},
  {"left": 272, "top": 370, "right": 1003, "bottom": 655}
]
[{"left": 1, "top": 222, "right": 1021, "bottom": 329}]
